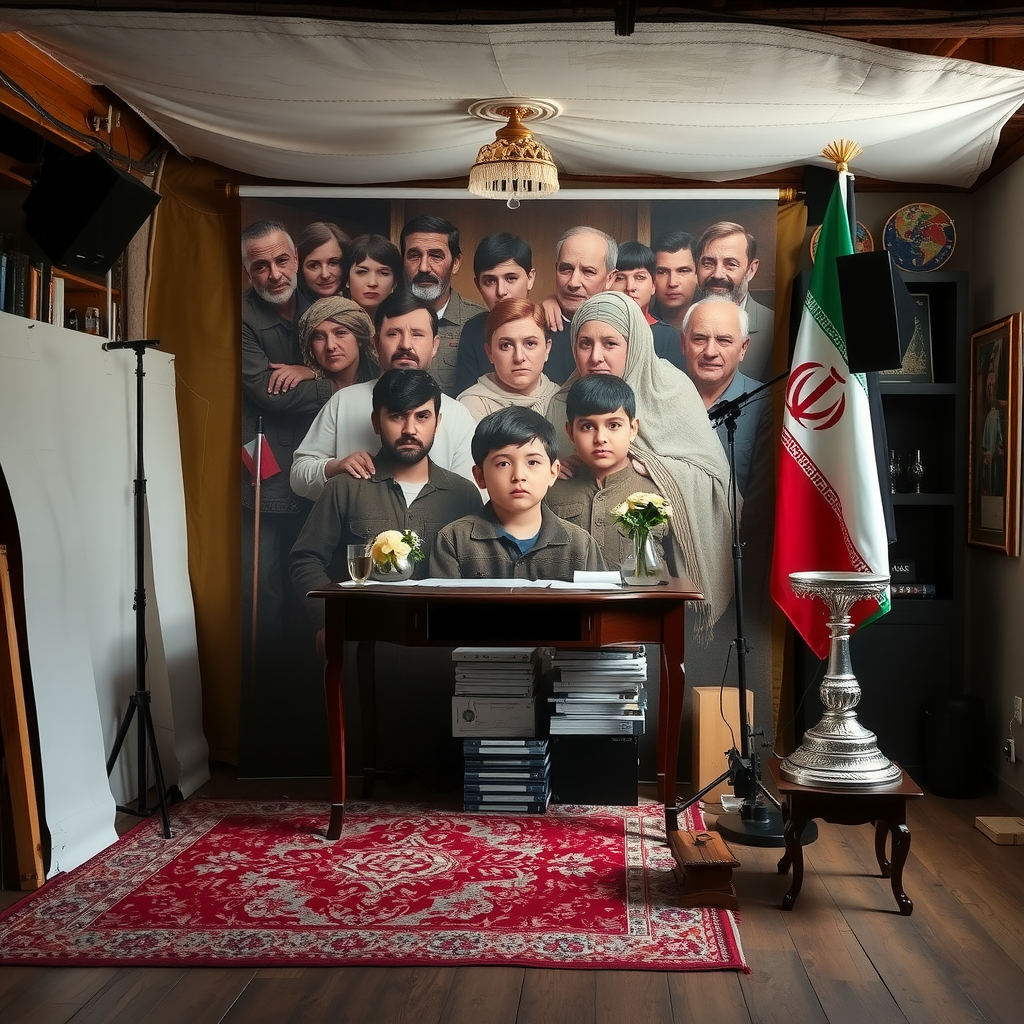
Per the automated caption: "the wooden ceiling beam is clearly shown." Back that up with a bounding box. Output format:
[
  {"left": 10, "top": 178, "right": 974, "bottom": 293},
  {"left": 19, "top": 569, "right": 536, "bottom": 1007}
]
[{"left": 0, "top": 33, "right": 163, "bottom": 175}]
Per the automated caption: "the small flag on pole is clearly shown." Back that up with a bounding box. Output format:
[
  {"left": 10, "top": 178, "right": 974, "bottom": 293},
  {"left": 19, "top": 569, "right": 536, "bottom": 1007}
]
[
  {"left": 771, "top": 143, "right": 889, "bottom": 659},
  {"left": 241, "top": 434, "right": 280, "bottom": 482}
]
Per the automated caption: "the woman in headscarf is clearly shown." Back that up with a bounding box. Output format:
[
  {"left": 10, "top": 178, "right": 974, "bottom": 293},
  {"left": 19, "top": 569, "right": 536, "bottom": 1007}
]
[
  {"left": 297, "top": 296, "right": 378, "bottom": 392},
  {"left": 547, "top": 291, "right": 734, "bottom": 635}
]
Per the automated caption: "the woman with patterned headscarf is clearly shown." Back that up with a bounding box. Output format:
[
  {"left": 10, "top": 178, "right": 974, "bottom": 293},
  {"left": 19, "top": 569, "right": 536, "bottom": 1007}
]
[
  {"left": 547, "top": 291, "right": 734, "bottom": 634},
  {"left": 297, "top": 296, "right": 378, "bottom": 392}
]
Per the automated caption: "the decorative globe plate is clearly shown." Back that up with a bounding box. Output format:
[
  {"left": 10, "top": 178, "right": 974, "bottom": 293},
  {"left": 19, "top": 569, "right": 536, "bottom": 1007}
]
[{"left": 883, "top": 203, "right": 955, "bottom": 272}]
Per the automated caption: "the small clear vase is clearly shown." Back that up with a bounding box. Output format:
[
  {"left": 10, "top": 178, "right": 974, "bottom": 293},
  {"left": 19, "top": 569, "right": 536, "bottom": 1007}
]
[{"left": 620, "top": 531, "right": 662, "bottom": 586}]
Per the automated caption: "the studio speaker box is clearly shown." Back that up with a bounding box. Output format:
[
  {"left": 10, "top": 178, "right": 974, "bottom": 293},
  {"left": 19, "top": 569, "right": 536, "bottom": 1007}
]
[
  {"left": 23, "top": 150, "right": 161, "bottom": 276},
  {"left": 803, "top": 164, "right": 838, "bottom": 226},
  {"left": 837, "top": 250, "right": 918, "bottom": 372}
]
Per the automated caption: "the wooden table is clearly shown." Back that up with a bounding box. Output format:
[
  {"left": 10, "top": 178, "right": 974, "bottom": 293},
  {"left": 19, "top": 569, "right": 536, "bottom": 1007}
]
[
  {"left": 310, "top": 578, "right": 702, "bottom": 840},
  {"left": 767, "top": 756, "right": 923, "bottom": 916}
]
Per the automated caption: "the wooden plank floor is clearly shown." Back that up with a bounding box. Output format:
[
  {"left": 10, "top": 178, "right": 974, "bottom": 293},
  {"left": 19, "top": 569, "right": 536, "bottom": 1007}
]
[{"left": 2, "top": 768, "right": 1024, "bottom": 1024}]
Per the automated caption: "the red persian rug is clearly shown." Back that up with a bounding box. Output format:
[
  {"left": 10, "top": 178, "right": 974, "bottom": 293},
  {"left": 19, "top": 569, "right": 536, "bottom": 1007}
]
[{"left": 0, "top": 799, "right": 746, "bottom": 971}]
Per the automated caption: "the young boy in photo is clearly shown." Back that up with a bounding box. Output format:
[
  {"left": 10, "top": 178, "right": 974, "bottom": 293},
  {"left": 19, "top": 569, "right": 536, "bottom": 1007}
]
[
  {"left": 546, "top": 374, "right": 681, "bottom": 573},
  {"left": 429, "top": 406, "right": 606, "bottom": 579},
  {"left": 456, "top": 297, "right": 559, "bottom": 421},
  {"left": 611, "top": 240, "right": 684, "bottom": 369}
]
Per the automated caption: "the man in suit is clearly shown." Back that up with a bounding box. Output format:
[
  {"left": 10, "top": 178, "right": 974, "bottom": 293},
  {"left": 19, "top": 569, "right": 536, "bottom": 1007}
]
[
  {"left": 696, "top": 221, "right": 774, "bottom": 381},
  {"left": 401, "top": 214, "right": 485, "bottom": 397}
]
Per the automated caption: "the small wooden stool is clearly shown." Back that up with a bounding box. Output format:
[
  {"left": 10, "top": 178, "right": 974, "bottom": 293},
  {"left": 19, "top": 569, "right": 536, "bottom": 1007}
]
[
  {"left": 767, "top": 756, "right": 923, "bottom": 916},
  {"left": 668, "top": 829, "right": 740, "bottom": 910}
]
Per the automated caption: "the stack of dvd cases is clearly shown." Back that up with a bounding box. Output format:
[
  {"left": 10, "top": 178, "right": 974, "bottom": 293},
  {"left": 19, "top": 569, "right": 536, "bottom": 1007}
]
[
  {"left": 548, "top": 646, "right": 647, "bottom": 735},
  {"left": 451, "top": 647, "right": 541, "bottom": 738},
  {"left": 463, "top": 738, "right": 551, "bottom": 813}
]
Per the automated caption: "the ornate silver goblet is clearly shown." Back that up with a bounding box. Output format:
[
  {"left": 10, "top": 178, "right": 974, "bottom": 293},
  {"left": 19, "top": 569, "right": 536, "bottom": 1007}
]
[{"left": 781, "top": 571, "right": 903, "bottom": 788}]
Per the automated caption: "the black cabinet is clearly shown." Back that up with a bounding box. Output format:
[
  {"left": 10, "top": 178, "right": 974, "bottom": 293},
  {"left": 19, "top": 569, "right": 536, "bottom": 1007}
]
[{"left": 796, "top": 271, "right": 967, "bottom": 779}]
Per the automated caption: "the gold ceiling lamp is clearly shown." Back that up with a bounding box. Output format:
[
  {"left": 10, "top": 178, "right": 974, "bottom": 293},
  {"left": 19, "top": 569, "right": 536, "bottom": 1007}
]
[{"left": 468, "top": 99, "right": 561, "bottom": 209}]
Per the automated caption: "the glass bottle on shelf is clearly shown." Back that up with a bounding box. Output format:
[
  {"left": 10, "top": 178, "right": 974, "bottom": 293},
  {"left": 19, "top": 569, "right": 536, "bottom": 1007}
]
[
  {"left": 888, "top": 449, "right": 901, "bottom": 493},
  {"left": 906, "top": 449, "right": 924, "bottom": 493}
]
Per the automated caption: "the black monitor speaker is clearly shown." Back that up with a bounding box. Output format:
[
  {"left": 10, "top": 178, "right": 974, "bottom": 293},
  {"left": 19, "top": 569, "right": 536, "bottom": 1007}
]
[
  {"left": 23, "top": 150, "right": 161, "bottom": 276},
  {"left": 836, "top": 250, "right": 917, "bottom": 372},
  {"left": 803, "top": 164, "right": 839, "bottom": 226}
]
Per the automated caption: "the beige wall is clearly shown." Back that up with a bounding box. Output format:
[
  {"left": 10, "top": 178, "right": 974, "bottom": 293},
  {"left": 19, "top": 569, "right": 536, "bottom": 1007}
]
[{"left": 967, "top": 160, "right": 1024, "bottom": 811}]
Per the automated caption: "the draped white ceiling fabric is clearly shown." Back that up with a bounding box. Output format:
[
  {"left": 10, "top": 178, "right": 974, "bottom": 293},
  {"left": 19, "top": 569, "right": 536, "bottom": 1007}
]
[{"left": 4, "top": 11, "right": 1024, "bottom": 187}]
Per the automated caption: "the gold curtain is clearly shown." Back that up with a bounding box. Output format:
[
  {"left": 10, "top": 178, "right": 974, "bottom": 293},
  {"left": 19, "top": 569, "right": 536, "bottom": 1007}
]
[
  {"left": 147, "top": 155, "right": 241, "bottom": 763},
  {"left": 771, "top": 199, "right": 810, "bottom": 751}
]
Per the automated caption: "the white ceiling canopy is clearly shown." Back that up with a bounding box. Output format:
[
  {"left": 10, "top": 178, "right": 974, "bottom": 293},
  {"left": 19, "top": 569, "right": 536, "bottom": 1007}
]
[{"left": 3, "top": 11, "right": 1024, "bottom": 188}]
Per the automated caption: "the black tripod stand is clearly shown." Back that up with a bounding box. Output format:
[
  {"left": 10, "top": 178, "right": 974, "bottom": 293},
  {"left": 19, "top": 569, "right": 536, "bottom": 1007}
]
[
  {"left": 103, "top": 338, "right": 172, "bottom": 839},
  {"left": 679, "top": 372, "right": 814, "bottom": 848}
]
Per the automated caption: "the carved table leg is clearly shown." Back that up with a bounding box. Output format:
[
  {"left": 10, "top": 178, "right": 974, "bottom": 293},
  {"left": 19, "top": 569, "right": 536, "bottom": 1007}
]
[
  {"left": 781, "top": 815, "right": 806, "bottom": 910},
  {"left": 324, "top": 606, "right": 347, "bottom": 841},
  {"left": 888, "top": 822, "right": 914, "bottom": 915},
  {"left": 874, "top": 819, "right": 891, "bottom": 878}
]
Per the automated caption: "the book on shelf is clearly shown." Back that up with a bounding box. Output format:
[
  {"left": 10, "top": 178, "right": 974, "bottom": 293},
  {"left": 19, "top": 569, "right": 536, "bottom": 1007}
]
[{"left": 891, "top": 582, "right": 936, "bottom": 598}]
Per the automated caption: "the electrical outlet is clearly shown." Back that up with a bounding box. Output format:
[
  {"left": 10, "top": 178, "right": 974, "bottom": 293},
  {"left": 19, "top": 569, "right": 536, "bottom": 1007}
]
[
  {"left": 1016, "top": 696, "right": 1023, "bottom": 725},
  {"left": 1007, "top": 737, "right": 1017, "bottom": 763}
]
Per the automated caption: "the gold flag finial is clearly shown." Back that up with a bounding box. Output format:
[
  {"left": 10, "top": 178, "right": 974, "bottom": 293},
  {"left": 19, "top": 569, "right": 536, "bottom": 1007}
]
[{"left": 822, "top": 139, "right": 862, "bottom": 173}]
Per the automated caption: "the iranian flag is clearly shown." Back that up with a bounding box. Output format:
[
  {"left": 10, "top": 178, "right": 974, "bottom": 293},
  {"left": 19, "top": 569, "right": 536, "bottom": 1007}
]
[{"left": 771, "top": 174, "right": 890, "bottom": 658}]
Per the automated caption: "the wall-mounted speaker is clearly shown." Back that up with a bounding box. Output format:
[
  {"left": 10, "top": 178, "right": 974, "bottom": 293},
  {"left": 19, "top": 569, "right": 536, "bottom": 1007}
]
[
  {"left": 837, "top": 250, "right": 917, "bottom": 372},
  {"left": 22, "top": 150, "right": 161, "bottom": 276}
]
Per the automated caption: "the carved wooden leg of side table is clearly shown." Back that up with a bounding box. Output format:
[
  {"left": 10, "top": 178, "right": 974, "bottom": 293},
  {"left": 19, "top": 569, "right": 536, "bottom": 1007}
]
[{"left": 779, "top": 813, "right": 807, "bottom": 911}]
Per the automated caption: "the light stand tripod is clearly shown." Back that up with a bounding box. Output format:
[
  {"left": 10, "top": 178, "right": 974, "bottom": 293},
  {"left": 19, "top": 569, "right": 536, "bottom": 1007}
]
[
  {"left": 103, "top": 338, "right": 172, "bottom": 839},
  {"left": 679, "top": 372, "right": 815, "bottom": 848}
]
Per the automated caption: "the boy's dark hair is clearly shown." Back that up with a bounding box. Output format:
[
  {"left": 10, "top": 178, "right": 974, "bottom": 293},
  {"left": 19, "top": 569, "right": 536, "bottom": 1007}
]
[
  {"left": 651, "top": 229, "right": 697, "bottom": 257},
  {"left": 565, "top": 374, "right": 637, "bottom": 422},
  {"left": 473, "top": 232, "right": 533, "bottom": 276},
  {"left": 372, "top": 368, "right": 442, "bottom": 415},
  {"left": 400, "top": 215, "right": 461, "bottom": 259},
  {"left": 374, "top": 289, "right": 439, "bottom": 336},
  {"left": 471, "top": 407, "right": 558, "bottom": 467},
  {"left": 615, "top": 240, "right": 656, "bottom": 275}
]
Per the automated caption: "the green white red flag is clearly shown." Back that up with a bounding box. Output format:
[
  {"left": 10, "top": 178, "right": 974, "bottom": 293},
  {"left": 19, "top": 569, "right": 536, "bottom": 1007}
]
[{"left": 770, "top": 174, "right": 890, "bottom": 658}]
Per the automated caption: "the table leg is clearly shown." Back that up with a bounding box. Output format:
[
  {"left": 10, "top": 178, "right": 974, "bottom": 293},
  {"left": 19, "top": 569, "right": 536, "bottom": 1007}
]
[
  {"left": 780, "top": 814, "right": 806, "bottom": 910},
  {"left": 324, "top": 609, "right": 347, "bottom": 841},
  {"left": 357, "top": 640, "right": 376, "bottom": 799},
  {"left": 888, "top": 821, "right": 914, "bottom": 916},
  {"left": 661, "top": 604, "right": 687, "bottom": 835},
  {"left": 874, "top": 819, "right": 891, "bottom": 877},
  {"left": 657, "top": 644, "right": 670, "bottom": 804}
]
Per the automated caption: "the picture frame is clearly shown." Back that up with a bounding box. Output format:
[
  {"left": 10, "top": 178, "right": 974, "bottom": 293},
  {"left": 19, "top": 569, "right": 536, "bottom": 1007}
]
[
  {"left": 879, "top": 293, "right": 933, "bottom": 382},
  {"left": 968, "top": 312, "right": 1022, "bottom": 555}
]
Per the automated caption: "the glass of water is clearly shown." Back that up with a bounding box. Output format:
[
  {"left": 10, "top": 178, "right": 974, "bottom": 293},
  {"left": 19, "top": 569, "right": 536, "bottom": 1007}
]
[{"left": 346, "top": 543, "right": 373, "bottom": 585}]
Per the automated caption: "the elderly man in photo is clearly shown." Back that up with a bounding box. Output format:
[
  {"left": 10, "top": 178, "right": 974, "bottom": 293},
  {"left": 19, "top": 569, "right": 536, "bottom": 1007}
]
[
  {"left": 401, "top": 214, "right": 485, "bottom": 396},
  {"left": 290, "top": 290, "right": 478, "bottom": 499},
  {"left": 696, "top": 220, "right": 774, "bottom": 381},
  {"left": 540, "top": 226, "right": 618, "bottom": 385},
  {"left": 682, "top": 295, "right": 768, "bottom": 499}
]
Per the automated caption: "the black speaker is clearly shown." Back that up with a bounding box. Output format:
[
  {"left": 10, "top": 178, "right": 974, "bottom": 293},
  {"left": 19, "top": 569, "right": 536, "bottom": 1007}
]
[
  {"left": 23, "top": 150, "right": 160, "bottom": 276},
  {"left": 837, "top": 250, "right": 918, "bottom": 372},
  {"left": 803, "top": 164, "right": 838, "bottom": 225}
]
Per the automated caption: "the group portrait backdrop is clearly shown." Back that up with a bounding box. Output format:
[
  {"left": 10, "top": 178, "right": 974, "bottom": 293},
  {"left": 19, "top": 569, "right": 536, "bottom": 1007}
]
[{"left": 234, "top": 186, "right": 798, "bottom": 784}]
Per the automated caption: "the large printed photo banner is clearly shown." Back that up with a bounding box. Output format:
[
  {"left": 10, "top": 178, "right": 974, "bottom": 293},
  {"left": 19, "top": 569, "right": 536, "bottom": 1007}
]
[{"left": 238, "top": 189, "right": 779, "bottom": 780}]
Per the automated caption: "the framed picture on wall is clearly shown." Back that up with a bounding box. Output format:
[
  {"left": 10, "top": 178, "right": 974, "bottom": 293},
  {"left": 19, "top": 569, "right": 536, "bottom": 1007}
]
[{"left": 967, "top": 312, "right": 1022, "bottom": 555}]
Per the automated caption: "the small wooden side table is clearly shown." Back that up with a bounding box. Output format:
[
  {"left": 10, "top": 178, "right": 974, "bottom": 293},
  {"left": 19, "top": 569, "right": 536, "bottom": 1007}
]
[{"left": 767, "top": 756, "right": 924, "bottom": 916}]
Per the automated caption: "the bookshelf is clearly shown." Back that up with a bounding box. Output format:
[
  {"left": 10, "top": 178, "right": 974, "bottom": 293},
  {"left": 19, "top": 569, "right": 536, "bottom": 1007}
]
[
  {"left": 796, "top": 271, "right": 968, "bottom": 778},
  {"left": 1, "top": 154, "right": 119, "bottom": 336}
]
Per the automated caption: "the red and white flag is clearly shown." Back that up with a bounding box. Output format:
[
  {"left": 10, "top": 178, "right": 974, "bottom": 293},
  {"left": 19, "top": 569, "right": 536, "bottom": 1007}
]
[
  {"left": 770, "top": 173, "right": 890, "bottom": 658},
  {"left": 241, "top": 434, "right": 281, "bottom": 482}
]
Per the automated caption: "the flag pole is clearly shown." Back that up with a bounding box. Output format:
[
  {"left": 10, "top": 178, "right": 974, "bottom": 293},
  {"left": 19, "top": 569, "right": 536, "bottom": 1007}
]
[{"left": 251, "top": 415, "right": 264, "bottom": 671}]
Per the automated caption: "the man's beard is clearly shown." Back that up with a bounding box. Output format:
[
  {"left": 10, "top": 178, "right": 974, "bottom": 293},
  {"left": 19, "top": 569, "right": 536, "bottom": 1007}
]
[
  {"left": 701, "top": 277, "right": 747, "bottom": 302},
  {"left": 384, "top": 435, "right": 432, "bottom": 465},
  {"left": 409, "top": 273, "right": 449, "bottom": 304},
  {"left": 254, "top": 277, "right": 297, "bottom": 306}
]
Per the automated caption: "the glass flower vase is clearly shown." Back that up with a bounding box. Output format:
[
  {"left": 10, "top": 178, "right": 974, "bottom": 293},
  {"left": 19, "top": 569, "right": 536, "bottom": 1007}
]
[{"left": 620, "top": 531, "right": 662, "bottom": 586}]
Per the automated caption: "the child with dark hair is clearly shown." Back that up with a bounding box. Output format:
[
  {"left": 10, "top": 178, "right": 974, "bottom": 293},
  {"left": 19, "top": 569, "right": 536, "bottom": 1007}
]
[
  {"left": 429, "top": 406, "right": 605, "bottom": 579},
  {"left": 612, "top": 240, "right": 684, "bottom": 370},
  {"left": 547, "top": 375, "right": 681, "bottom": 573},
  {"left": 454, "top": 232, "right": 537, "bottom": 395}
]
